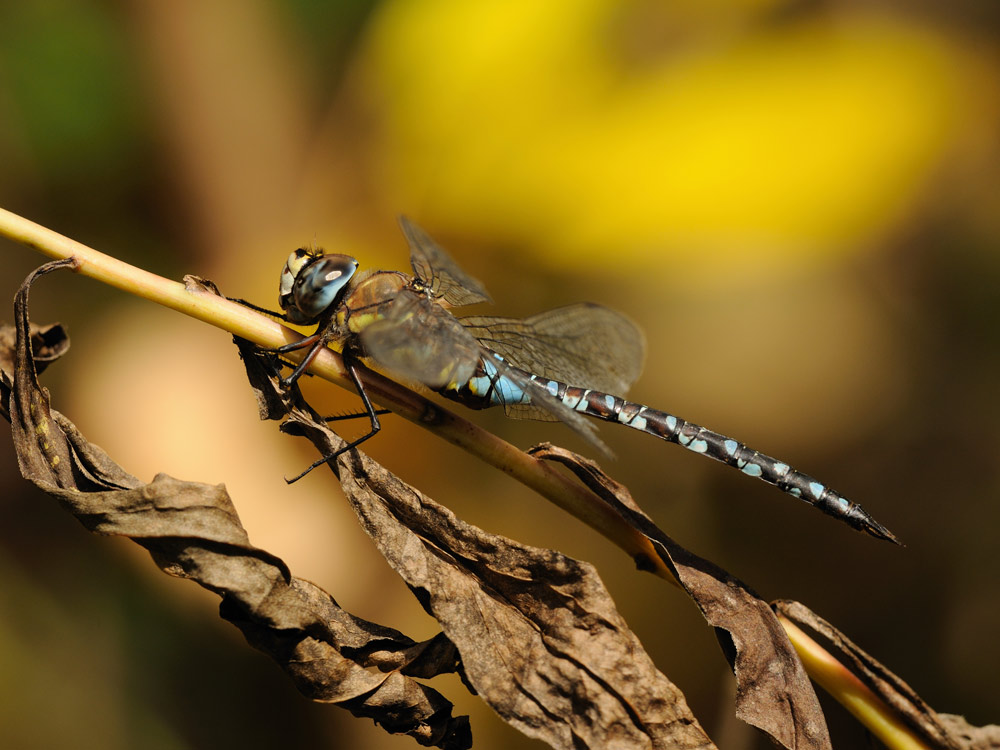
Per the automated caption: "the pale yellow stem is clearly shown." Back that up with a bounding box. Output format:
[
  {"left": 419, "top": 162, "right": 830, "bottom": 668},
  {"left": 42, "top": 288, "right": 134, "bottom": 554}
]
[{"left": 779, "top": 616, "right": 931, "bottom": 750}]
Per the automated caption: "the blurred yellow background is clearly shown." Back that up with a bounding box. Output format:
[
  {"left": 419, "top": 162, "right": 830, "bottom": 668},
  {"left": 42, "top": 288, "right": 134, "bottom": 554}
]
[{"left": 1, "top": 0, "right": 998, "bottom": 748}]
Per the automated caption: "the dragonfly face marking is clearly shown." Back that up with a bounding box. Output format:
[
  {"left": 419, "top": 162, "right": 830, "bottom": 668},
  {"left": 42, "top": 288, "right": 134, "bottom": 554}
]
[{"left": 265, "top": 216, "right": 896, "bottom": 542}]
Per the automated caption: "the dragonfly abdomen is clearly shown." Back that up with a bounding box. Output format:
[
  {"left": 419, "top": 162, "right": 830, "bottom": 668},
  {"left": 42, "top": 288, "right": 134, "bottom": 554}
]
[
  {"left": 569, "top": 388, "right": 895, "bottom": 541},
  {"left": 446, "top": 354, "right": 896, "bottom": 542},
  {"left": 592, "top": 400, "right": 873, "bottom": 529}
]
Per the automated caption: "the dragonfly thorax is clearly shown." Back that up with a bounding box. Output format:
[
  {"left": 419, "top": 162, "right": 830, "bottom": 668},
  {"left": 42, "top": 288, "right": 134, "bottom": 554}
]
[{"left": 279, "top": 248, "right": 359, "bottom": 324}]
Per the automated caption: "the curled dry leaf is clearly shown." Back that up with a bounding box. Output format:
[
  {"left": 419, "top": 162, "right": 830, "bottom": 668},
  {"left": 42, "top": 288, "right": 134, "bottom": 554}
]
[
  {"left": 936, "top": 716, "right": 1000, "bottom": 750},
  {"left": 775, "top": 601, "right": 1000, "bottom": 750},
  {"left": 2, "top": 261, "right": 471, "bottom": 750},
  {"left": 232, "top": 337, "right": 715, "bottom": 749},
  {"left": 0, "top": 320, "right": 68, "bottom": 378},
  {"left": 529, "top": 444, "right": 833, "bottom": 750},
  {"left": 286, "top": 413, "right": 716, "bottom": 750}
]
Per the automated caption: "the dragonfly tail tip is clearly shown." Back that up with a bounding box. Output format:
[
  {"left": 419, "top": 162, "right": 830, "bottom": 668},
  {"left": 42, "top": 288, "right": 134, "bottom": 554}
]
[{"left": 862, "top": 514, "right": 902, "bottom": 545}]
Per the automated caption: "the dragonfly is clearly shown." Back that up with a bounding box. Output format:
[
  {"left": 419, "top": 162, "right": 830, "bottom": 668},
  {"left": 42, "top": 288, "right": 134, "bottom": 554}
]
[{"left": 264, "top": 216, "right": 897, "bottom": 543}]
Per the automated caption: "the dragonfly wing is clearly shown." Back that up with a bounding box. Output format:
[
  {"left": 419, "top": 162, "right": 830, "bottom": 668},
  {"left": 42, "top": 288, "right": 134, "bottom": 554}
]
[
  {"left": 460, "top": 303, "right": 646, "bottom": 395},
  {"left": 398, "top": 216, "right": 492, "bottom": 307},
  {"left": 362, "top": 291, "right": 610, "bottom": 454},
  {"left": 359, "top": 290, "right": 482, "bottom": 389},
  {"left": 486, "top": 356, "right": 610, "bottom": 453}
]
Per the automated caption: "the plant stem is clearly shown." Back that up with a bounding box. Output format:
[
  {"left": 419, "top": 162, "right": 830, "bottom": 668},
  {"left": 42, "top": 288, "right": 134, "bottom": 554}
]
[{"left": 779, "top": 616, "right": 931, "bottom": 750}]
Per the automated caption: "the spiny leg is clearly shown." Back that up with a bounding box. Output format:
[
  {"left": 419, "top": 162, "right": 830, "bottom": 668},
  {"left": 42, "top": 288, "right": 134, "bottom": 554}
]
[
  {"left": 285, "top": 354, "right": 384, "bottom": 483},
  {"left": 227, "top": 296, "right": 331, "bottom": 383},
  {"left": 268, "top": 332, "right": 390, "bottom": 418},
  {"left": 271, "top": 332, "right": 326, "bottom": 388},
  {"left": 226, "top": 296, "right": 286, "bottom": 318},
  {"left": 324, "top": 409, "right": 390, "bottom": 422}
]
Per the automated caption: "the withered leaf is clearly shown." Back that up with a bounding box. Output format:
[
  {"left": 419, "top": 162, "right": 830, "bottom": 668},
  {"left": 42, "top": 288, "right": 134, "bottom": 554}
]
[
  {"left": 936, "top": 716, "right": 1000, "bottom": 750},
  {"left": 2, "top": 261, "right": 470, "bottom": 749},
  {"left": 530, "top": 444, "right": 833, "bottom": 750},
  {"left": 282, "top": 409, "right": 716, "bottom": 750},
  {"left": 232, "top": 332, "right": 303, "bottom": 421},
  {"left": 776, "top": 600, "right": 1000, "bottom": 750},
  {"left": 0, "top": 320, "right": 68, "bottom": 378}
]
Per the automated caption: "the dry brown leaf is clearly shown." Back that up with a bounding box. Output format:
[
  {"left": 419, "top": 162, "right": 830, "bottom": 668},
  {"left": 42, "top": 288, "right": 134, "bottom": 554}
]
[
  {"left": 529, "top": 444, "right": 833, "bottom": 750},
  {"left": 936, "top": 716, "right": 1000, "bottom": 750},
  {"left": 233, "top": 330, "right": 715, "bottom": 749},
  {"left": 2, "top": 261, "right": 470, "bottom": 749},
  {"left": 0, "top": 320, "right": 68, "bottom": 377},
  {"left": 283, "top": 410, "right": 715, "bottom": 750}
]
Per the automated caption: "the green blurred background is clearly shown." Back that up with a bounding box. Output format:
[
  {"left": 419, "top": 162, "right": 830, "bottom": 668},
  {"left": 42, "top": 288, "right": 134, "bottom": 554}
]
[{"left": 1, "top": 1, "right": 998, "bottom": 748}]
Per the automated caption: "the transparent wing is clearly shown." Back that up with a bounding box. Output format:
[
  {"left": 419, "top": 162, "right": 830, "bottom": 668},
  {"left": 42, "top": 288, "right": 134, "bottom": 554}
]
[
  {"left": 483, "top": 355, "right": 611, "bottom": 454},
  {"left": 460, "top": 303, "right": 646, "bottom": 396},
  {"left": 359, "top": 289, "right": 483, "bottom": 389},
  {"left": 361, "top": 290, "right": 611, "bottom": 454},
  {"left": 399, "top": 216, "right": 492, "bottom": 307}
]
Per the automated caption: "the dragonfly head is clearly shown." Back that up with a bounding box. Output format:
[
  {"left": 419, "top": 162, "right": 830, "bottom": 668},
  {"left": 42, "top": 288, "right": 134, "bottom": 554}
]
[{"left": 279, "top": 248, "right": 359, "bottom": 324}]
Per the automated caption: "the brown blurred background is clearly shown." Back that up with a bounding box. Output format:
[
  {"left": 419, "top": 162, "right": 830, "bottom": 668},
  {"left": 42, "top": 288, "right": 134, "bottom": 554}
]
[{"left": 1, "top": 1, "right": 998, "bottom": 748}]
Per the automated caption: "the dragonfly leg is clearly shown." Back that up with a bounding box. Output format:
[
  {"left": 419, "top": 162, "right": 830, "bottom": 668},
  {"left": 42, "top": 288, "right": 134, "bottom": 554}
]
[
  {"left": 265, "top": 332, "right": 327, "bottom": 388},
  {"left": 285, "top": 354, "right": 383, "bottom": 483},
  {"left": 227, "top": 296, "right": 287, "bottom": 319},
  {"left": 270, "top": 313, "right": 345, "bottom": 388},
  {"left": 324, "top": 409, "right": 391, "bottom": 422}
]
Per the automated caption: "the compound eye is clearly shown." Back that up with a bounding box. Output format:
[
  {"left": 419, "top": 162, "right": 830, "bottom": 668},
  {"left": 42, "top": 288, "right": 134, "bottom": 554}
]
[
  {"left": 288, "top": 254, "right": 358, "bottom": 323},
  {"left": 279, "top": 249, "right": 317, "bottom": 318}
]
